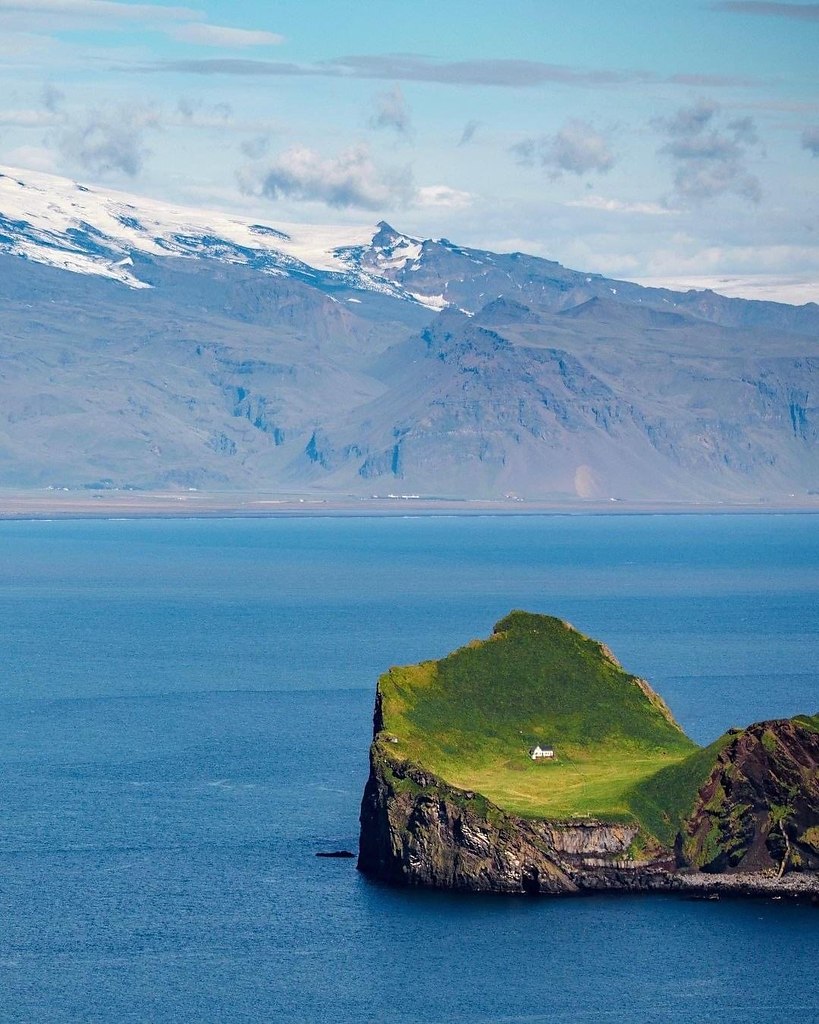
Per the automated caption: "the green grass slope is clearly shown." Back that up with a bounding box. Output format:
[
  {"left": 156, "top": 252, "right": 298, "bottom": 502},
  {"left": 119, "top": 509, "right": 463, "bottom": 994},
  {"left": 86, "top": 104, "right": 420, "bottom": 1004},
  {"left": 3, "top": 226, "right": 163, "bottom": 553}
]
[
  {"left": 377, "top": 611, "right": 698, "bottom": 823},
  {"left": 627, "top": 735, "right": 734, "bottom": 845}
]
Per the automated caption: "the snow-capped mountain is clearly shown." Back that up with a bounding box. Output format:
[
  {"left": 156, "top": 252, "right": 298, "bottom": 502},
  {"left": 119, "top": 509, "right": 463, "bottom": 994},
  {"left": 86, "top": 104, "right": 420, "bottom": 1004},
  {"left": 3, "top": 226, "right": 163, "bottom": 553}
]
[
  {"left": 0, "top": 166, "right": 449, "bottom": 309},
  {"left": 0, "top": 165, "right": 817, "bottom": 502}
]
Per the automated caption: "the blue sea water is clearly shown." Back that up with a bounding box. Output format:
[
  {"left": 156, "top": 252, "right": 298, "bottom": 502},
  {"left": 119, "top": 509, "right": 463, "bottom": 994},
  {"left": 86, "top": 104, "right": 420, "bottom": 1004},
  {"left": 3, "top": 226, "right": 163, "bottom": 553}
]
[{"left": 0, "top": 513, "right": 817, "bottom": 1024}]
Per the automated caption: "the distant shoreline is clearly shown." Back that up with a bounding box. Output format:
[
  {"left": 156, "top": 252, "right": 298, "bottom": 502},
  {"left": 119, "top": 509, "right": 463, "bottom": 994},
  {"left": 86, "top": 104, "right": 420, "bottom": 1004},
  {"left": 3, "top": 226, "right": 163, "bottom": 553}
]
[{"left": 0, "top": 492, "right": 818, "bottom": 521}]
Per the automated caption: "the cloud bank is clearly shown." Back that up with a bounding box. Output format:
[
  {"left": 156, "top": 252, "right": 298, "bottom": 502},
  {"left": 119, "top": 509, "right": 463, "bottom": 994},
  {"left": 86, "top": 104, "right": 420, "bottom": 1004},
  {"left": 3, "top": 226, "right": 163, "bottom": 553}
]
[
  {"left": 0, "top": 0, "right": 283, "bottom": 47},
  {"left": 171, "top": 24, "right": 283, "bottom": 47},
  {"left": 0, "top": 0, "right": 198, "bottom": 19},
  {"left": 711, "top": 2, "right": 819, "bottom": 21},
  {"left": 143, "top": 53, "right": 763, "bottom": 90}
]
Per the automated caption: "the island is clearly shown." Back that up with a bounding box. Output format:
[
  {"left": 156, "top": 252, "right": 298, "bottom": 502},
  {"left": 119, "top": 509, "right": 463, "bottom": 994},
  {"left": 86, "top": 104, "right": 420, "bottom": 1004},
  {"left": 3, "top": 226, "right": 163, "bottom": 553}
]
[{"left": 358, "top": 611, "right": 819, "bottom": 896}]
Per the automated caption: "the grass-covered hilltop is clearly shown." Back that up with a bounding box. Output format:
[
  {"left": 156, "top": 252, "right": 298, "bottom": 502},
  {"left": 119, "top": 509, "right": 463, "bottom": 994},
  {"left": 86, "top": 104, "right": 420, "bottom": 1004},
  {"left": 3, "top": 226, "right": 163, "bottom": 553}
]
[
  {"left": 359, "top": 611, "right": 819, "bottom": 894},
  {"left": 377, "top": 611, "right": 696, "bottom": 822}
]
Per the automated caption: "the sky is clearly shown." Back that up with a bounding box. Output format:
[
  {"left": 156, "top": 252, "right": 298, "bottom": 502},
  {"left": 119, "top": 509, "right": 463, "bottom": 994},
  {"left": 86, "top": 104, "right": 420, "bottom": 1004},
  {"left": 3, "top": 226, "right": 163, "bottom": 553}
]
[{"left": 0, "top": 0, "right": 817, "bottom": 302}]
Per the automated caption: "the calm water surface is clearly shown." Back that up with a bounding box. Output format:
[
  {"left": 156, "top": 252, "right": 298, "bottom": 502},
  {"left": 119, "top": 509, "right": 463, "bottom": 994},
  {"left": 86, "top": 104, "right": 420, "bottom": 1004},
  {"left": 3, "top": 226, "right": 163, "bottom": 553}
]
[{"left": 0, "top": 514, "right": 817, "bottom": 1023}]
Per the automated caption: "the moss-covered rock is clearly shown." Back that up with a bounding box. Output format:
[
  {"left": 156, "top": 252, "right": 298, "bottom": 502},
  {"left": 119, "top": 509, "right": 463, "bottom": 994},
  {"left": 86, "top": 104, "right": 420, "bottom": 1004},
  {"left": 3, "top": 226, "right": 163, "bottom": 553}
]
[{"left": 680, "top": 717, "right": 819, "bottom": 873}]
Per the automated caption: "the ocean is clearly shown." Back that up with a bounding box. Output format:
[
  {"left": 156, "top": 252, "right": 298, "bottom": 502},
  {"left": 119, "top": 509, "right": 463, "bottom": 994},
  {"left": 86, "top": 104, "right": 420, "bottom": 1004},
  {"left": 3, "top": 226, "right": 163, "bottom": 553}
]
[{"left": 0, "top": 513, "right": 817, "bottom": 1023}]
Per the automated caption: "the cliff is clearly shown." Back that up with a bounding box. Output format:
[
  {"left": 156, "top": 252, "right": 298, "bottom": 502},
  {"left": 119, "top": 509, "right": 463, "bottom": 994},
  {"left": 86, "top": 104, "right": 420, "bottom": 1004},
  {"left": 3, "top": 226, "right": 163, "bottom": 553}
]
[
  {"left": 357, "top": 613, "right": 819, "bottom": 895},
  {"left": 358, "top": 742, "right": 677, "bottom": 894}
]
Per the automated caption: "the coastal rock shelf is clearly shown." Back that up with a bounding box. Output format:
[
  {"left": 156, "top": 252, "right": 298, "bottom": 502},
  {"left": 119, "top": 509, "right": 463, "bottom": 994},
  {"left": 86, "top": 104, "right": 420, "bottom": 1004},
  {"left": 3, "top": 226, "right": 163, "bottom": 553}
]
[{"left": 357, "top": 612, "right": 819, "bottom": 896}]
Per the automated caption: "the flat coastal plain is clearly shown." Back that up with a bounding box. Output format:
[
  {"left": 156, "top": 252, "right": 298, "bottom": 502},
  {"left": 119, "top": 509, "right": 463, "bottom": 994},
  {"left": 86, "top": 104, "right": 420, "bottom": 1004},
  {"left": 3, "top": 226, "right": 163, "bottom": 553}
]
[{"left": 1, "top": 490, "right": 818, "bottom": 520}]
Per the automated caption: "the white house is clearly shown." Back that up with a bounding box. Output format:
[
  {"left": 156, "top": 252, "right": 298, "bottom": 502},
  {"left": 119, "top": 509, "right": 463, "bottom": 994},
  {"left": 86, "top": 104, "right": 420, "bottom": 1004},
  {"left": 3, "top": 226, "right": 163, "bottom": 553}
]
[{"left": 529, "top": 744, "right": 555, "bottom": 760}]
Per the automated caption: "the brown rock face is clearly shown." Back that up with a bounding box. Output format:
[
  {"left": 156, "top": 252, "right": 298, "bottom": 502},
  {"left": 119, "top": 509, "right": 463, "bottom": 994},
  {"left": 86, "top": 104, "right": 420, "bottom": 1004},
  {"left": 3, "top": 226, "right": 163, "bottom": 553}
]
[{"left": 681, "top": 719, "right": 819, "bottom": 874}]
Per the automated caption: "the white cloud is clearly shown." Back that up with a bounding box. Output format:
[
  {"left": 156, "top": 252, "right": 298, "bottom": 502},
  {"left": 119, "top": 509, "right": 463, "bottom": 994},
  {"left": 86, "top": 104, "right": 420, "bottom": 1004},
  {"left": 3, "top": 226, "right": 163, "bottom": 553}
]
[
  {"left": 248, "top": 143, "right": 414, "bottom": 210},
  {"left": 0, "top": 0, "right": 200, "bottom": 20},
  {"left": 565, "top": 196, "right": 674, "bottom": 215},
  {"left": 416, "top": 185, "right": 472, "bottom": 209},
  {"left": 655, "top": 100, "right": 762, "bottom": 204},
  {"left": 0, "top": 2, "right": 284, "bottom": 50},
  {"left": 3, "top": 143, "right": 57, "bottom": 170},
  {"left": 512, "top": 120, "right": 615, "bottom": 178},
  {"left": 172, "top": 24, "right": 284, "bottom": 47},
  {"left": 170, "top": 97, "right": 234, "bottom": 129},
  {"left": 664, "top": 243, "right": 819, "bottom": 274},
  {"left": 368, "top": 85, "right": 411, "bottom": 135},
  {"left": 633, "top": 274, "right": 818, "bottom": 305},
  {"left": 0, "top": 107, "right": 60, "bottom": 126},
  {"left": 56, "top": 103, "right": 160, "bottom": 177},
  {"left": 242, "top": 143, "right": 468, "bottom": 212},
  {"left": 240, "top": 135, "right": 270, "bottom": 159},
  {"left": 0, "top": 28, "right": 63, "bottom": 58}
]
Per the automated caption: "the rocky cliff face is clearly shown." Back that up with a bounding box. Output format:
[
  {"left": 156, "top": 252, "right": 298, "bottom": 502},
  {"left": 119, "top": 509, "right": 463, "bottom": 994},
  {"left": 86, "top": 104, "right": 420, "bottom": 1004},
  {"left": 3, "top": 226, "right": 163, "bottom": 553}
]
[
  {"left": 357, "top": 743, "right": 677, "bottom": 894},
  {"left": 681, "top": 718, "right": 819, "bottom": 874}
]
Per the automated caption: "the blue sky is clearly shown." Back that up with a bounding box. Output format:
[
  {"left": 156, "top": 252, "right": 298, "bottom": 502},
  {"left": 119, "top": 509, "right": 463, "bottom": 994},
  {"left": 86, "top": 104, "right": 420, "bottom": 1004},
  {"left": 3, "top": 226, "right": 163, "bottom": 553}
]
[{"left": 0, "top": 0, "right": 817, "bottom": 300}]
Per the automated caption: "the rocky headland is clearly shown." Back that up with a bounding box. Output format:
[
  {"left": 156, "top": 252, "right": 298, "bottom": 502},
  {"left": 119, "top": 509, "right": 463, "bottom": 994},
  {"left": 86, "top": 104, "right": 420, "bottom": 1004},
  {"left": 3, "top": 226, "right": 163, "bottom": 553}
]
[{"left": 358, "top": 612, "right": 819, "bottom": 897}]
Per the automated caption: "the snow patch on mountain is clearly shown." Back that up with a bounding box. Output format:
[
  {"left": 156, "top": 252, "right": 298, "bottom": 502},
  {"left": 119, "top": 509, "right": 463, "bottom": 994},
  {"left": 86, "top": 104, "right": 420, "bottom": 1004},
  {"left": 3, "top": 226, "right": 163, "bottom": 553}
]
[
  {"left": 407, "top": 291, "right": 448, "bottom": 310},
  {"left": 0, "top": 165, "right": 376, "bottom": 288}
]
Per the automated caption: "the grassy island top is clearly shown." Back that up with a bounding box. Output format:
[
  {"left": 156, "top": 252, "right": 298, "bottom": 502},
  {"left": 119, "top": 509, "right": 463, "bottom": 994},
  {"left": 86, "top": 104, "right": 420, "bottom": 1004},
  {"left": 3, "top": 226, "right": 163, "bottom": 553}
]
[{"left": 377, "top": 611, "right": 699, "bottom": 823}]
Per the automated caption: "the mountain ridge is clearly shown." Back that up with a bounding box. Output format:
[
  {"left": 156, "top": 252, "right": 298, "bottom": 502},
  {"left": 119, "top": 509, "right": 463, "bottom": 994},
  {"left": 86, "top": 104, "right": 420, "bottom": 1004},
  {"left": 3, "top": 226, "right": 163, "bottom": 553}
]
[{"left": 1, "top": 165, "right": 817, "bottom": 501}]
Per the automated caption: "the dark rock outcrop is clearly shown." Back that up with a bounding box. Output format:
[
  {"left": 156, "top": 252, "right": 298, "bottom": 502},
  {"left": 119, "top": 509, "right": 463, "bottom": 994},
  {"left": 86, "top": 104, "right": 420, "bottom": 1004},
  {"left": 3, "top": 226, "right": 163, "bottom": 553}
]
[{"left": 681, "top": 718, "right": 819, "bottom": 874}]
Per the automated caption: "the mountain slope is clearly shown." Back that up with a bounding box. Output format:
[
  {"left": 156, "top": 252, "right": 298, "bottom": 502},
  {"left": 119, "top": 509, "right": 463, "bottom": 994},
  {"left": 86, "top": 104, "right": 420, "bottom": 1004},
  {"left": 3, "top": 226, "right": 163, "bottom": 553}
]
[
  {"left": 1, "top": 165, "right": 817, "bottom": 501},
  {"left": 631, "top": 715, "right": 819, "bottom": 871}
]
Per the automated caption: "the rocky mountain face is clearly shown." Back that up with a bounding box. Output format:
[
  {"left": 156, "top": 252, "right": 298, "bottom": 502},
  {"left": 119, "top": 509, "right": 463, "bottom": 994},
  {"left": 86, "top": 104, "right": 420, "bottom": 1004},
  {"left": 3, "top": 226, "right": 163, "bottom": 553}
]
[
  {"left": 681, "top": 718, "right": 819, "bottom": 874},
  {"left": 1, "top": 166, "right": 818, "bottom": 500}
]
